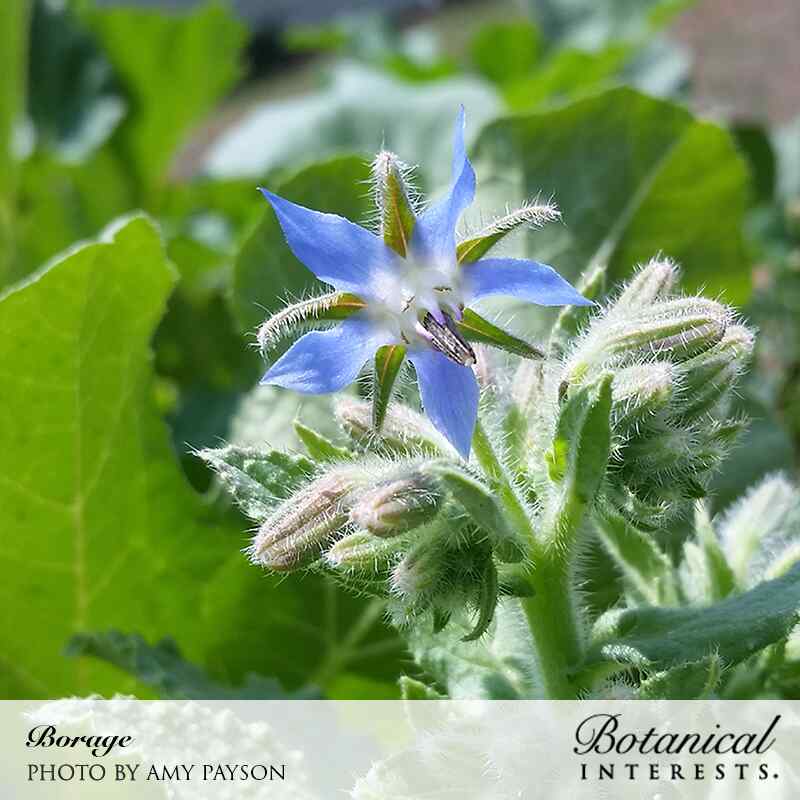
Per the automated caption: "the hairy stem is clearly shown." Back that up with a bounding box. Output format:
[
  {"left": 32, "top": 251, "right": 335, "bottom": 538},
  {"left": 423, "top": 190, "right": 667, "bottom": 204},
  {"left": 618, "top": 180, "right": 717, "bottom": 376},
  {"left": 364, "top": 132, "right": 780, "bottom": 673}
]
[
  {"left": 519, "top": 555, "right": 583, "bottom": 698},
  {"left": 472, "top": 419, "right": 584, "bottom": 698},
  {"left": 472, "top": 420, "right": 536, "bottom": 546}
]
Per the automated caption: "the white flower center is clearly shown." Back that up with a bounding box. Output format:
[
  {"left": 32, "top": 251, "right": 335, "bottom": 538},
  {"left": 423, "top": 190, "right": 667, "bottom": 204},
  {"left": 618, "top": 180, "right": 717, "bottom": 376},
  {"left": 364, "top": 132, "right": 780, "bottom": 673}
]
[{"left": 369, "top": 256, "right": 464, "bottom": 347}]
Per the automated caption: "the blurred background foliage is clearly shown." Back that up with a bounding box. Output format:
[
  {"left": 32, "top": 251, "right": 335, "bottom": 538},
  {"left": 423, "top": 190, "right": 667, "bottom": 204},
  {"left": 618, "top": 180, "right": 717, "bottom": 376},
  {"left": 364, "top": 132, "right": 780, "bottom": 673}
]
[{"left": 1, "top": 0, "right": 799, "bottom": 698}]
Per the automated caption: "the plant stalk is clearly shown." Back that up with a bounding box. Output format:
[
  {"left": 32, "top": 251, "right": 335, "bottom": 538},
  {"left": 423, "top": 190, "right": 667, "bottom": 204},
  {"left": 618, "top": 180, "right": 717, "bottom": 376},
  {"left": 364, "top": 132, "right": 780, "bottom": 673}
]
[
  {"left": 519, "top": 554, "right": 583, "bottom": 698},
  {"left": 472, "top": 419, "right": 584, "bottom": 699}
]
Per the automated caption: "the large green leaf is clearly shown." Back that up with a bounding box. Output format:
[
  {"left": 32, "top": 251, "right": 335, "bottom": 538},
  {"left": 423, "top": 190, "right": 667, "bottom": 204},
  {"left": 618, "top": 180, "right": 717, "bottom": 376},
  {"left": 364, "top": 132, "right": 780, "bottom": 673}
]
[
  {"left": 586, "top": 562, "right": 800, "bottom": 671},
  {"left": 13, "top": 148, "right": 134, "bottom": 284},
  {"left": 0, "top": 0, "right": 30, "bottom": 285},
  {"left": 0, "top": 214, "right": 404, "bottom": 697},
  {"left": 66, "top": 631, "right": 316, "bottom": 699},
  {"left": 473, "top": 87, "right": 752, "bottom": 303},
  {"left": 84, "top": 1, "right": 246, "bottom": 196}
]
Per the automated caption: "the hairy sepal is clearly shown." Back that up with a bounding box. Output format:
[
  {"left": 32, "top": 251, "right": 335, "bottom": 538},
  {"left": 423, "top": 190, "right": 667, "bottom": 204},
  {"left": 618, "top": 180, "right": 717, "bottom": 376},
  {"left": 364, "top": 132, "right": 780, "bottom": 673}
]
[
  {"left": 456, "top": 201, "right": 560, "bottom": 264},
  {"left": 456, "top": 308, "right": 543, "bottom": 359},
  {"left": 257, "top": 292, "right": 366, "bottom": 353}
]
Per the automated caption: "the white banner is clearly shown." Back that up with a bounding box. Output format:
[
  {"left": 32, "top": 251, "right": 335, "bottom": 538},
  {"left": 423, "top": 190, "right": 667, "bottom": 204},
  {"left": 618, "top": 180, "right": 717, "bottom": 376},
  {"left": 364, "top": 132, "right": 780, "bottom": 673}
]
[{"left": 1, "top": 699, "right": 798, "bottom": 799}]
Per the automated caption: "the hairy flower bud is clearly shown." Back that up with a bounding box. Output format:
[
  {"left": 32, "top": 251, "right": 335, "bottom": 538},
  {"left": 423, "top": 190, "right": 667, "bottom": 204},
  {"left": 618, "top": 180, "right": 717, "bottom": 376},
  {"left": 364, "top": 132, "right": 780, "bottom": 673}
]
[
  {"left": 549, "top": 263, "right": 606, "bottom": 356},
  {"left": 334, "top": 397, "right": 444, "bottom": 455},
  {"left": 609, "top": 257, "right": 680, "bottom": 314},
  {"left": 567, "top": 298, "right": 729, "bottom": 383},
  {"left": 325, "top": 531, "right": 404, "bottom": 574},
  {"left": 391, "top": 537, "right": 447, "bottom": 603},
  {"left": 249, "top": 469, "right": 359, "bottom": 570},
  {"left": 611, "top": 363, "right": 673, "bottom": 432},
  {"left": 677, "top": 324, "right": 754, "bottom": 420},
  {"left": 350, "top": 471, "right": 442, "bottom": 537}
]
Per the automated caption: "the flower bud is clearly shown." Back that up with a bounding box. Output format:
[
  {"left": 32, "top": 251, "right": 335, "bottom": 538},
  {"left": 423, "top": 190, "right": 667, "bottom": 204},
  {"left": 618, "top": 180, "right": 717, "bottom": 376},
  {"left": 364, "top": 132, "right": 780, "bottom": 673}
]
[
  {"left": 611, "top": 363, "right": 673, "bottom": 432},
  {"left": 549, "top": 263, "right": 605, "bottom": 356},
  {"left": 249, "top": 469, "right": 359, "bottom": 571},
  {"left": 676, "top": 325, "right": 754, "bottom": 420},
  {"left": 390, "top": 536, "right": 450, "bottom": 604},
  {"left": 325, "top": 531, "right": 404, "bottom": 575},
  {"left": 350, "top": 471, "right": 442, "bottom": 537},
  {"left": 567, "top": 298, "right": 729, "bottom": 383},
  {"left": 609, "top": 257, "right": 680, "bottom": 313},
  {"left": 334, "top": 396, "right": 444, "bottom": 455}
]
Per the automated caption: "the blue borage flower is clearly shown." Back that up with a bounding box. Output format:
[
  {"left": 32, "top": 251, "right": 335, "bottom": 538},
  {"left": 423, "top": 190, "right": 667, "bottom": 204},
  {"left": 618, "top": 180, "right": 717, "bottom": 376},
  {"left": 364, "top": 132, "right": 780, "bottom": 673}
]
[{"left": 257, "top": 108, "right": 591, "bottom": 456}]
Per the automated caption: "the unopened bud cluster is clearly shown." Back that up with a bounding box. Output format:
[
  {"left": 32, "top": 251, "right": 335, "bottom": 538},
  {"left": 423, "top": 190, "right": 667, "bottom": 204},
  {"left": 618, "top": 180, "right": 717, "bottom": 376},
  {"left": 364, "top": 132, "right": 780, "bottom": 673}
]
[{"left": 555, "top": 258, "right": 754, "bottom": 524}]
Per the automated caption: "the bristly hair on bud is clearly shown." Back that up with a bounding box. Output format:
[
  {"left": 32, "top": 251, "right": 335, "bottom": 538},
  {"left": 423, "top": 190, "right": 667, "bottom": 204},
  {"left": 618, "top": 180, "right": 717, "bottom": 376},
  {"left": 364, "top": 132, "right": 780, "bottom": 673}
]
[
  {"left": 565, "top": 297, "right": 730, "bottom": 385},
  {"left": 334, "top": 396, "right": 447, "bottom": 455},
  {"left": 608, "top": 256, "right": 681, "bottom": 314},
  {"left": 249, "top": 467, "right": 363, "bottom": 571},
  {"left": 610, "top": 363, "right": 674, "bottom": 435},
  {"left": 350, "top": 468, "right": 443, "bottom": 537}
]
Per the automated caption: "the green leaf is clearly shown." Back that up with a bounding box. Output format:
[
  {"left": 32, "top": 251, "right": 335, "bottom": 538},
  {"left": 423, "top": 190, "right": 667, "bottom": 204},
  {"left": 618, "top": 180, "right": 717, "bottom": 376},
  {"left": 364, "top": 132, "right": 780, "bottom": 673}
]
[
  {"left": 232, "top": 156, "right": 373, "bottom": 333},
  {"left": 66, "top": 631, "right": 315, "bottom": 699},
  {"left": 28, "top": 0, "right": 124, "bottom": 161},
  {"left": 473, "top": 88, "right": 752, "bottom": 303},
  {"left": 594, "top": 502, "right": 674, "bottom": 605},
  {"left": 399, "top": 675, "right": 444, "bottom": 700},
  {"left": 527, "top": 0, "right": 693, "bottom": 45},
  {"left": 433, "top": 466, "right": 524, "bottom": 563},
  {"left": 456, "top": 308, "right": 543, "bottom": 359},
  {"left": 199, "top": 444, "right": 316, "bottom": 520},
  {"left": 294, "top": 421, "right": 351, "bottom": 463},
  {"left": 470, "top": 21, "right": 541, "bottom": 85},
  {"left": 731, "top": 123, "right": 776, "bottom": 203},
  {"left": 201, "top": 62, "right": 500, "bottom": 191},
  {"left": 504, "top": 46, "right": 630, "bottom": 112},
  {"left": 546, "top": 375, "right": 613, "bottom": 540},
  {"left": 84, "top": 0, "right": 246, "bottom": 195},
  {"left": 0, "top": 0, "right": 30, "bottom": 285},
  {"left": 372, "top": 344, "right": 406, "bottom": 431},
  {"left": 637, "top": 655, "right": 722, "bottom": 699},
  {"left": 586, "top": 562, "right": 800, "bottom": 671},
  {"left": 408, "top": 601, "right": 540, "bottom": 698},
  {"left": 13, "top": 148, "right": 135, "bottom": 284},
  {"left": 0, "top": 215, "right": 404, "bottom": 697}
]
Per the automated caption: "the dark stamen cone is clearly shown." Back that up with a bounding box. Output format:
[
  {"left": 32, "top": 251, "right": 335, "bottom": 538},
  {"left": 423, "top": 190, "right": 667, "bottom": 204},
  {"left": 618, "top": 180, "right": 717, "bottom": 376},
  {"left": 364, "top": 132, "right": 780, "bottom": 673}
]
[{"left": 421, "top": 312, "right": 476, "bottom": 366}]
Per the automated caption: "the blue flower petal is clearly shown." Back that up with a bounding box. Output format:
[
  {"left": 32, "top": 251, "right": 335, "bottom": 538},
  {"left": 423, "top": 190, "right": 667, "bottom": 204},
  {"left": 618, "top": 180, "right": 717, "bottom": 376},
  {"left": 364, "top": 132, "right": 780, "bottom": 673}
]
[
  {"left": 463, "top": 258, "right": 594, "bottom": 306},
  {"left": 261, "top": 316, "right": 392, "bottom": 394},
  {"left": 412, "top": 107, "right": 476, "bottom": 264},
  {"left": 408, "top": 348, "right": 479, "bottom": 458},
  {"left": 260, "top": 188, "right": 399, "bottom": 300}
]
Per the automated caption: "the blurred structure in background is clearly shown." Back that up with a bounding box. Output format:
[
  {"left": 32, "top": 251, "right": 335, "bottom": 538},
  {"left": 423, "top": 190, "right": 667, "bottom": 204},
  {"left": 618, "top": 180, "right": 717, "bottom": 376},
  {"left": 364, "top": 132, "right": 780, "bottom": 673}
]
[{"left": 95, "top": 0, "right": 447, "bottom": 28}]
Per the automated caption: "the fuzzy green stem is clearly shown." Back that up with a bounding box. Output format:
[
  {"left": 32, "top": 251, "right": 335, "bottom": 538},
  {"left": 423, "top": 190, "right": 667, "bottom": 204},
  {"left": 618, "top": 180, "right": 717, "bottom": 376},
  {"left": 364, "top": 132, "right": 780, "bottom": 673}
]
[
  {"left": 472, "top": 420, "right": 584, "bottom": 698},
  {"left": 519, "top": 555, "right": 583, "bottom": 698},
  {"left": 472, "top": 420, "right": 536, "bottom": 546}
]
